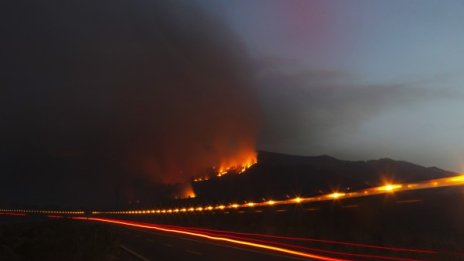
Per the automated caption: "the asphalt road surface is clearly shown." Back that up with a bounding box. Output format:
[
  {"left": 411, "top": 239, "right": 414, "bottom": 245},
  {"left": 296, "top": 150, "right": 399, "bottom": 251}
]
[{"left": 114, "top": 226, "right": 313, "bottom": 261}]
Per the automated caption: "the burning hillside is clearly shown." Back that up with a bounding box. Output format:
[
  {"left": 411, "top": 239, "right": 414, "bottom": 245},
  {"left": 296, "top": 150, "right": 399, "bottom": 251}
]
[
  {"left": 217, "top": 149, "right": 257, "bottom": 177},
  {"left": 192, "top": 149, "right": 257, "bottom": 182}
]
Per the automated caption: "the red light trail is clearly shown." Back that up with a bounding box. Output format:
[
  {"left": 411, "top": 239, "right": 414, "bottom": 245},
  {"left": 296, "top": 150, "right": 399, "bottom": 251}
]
[
  {"left": 70, "top": 217, "right": 441, "bottom": 261},
  {"left": 0, "top": 212, "right": 26, "bottom": 216},
  {"left": 142, "top": 223, "right": 436, "bottom": 254},
  {"left": 0, "top": 211, "right": 438, "bottom": 260},
  {"left": 129, "top": 222, "right": 428, "bottom": 261},
  {"left": 72, "top": 217, "right": 347, "bottom": 261}
]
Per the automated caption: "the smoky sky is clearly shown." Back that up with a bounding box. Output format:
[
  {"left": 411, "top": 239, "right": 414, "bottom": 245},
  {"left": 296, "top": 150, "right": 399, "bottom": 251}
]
[
  {"left": 212, "top": 0, "right": 464, "bottom": 171},
  {"left": 253, "top": 59, "right": 462, "bottom": 165},
  {"left": 0, "top": 0, "right": 258, "bottom": 207}
]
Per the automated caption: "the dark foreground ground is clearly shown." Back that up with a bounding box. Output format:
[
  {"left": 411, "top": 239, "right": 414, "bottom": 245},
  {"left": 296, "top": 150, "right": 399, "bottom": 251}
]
[{"left": 0, "top": 217, "right": 121, "bottom": 261}]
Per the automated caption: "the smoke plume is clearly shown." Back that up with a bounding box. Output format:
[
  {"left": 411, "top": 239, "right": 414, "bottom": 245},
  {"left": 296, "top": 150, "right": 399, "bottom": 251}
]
[{"left": 0, "top": 1, "right": 257, "bottom": 206}]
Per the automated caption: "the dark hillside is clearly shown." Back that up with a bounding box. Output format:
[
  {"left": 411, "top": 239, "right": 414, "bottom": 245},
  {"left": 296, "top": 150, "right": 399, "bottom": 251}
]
[{"left": 193, "top": 151, "right": 456, "bottom": 202}]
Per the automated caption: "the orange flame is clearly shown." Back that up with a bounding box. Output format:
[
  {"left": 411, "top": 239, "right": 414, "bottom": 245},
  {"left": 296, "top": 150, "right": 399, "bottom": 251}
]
[
  {"left": 178, "top": 184, "right": 196, "bottom": 199},
  {"left": 217, "top": 149, "right": 257, "bottom": 177}
]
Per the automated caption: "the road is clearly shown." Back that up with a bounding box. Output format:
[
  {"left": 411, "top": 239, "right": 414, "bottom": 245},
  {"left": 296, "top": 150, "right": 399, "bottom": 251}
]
[
  {"left": 0, "top": 213, "right": 448, "bottom": 260},
  {"left": 114, "top": 225, "right": 313, "bottom": 261},
  {"left": 74, "top": 217, "right": 442, "bottom": 261}
]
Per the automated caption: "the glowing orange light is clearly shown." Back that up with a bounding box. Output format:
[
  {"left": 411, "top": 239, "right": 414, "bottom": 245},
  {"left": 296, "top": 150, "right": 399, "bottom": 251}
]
[
  {"left": 378, "top": 184, "right": 402, "bottom": 192},
  {"left": 217, "top": 150, "right": 257, "bottom": 177},
  {"left": 193, "top": 176, "right": 210, "bottom": 182},
  {"left": 329, "top": 192, "right": 346, "bottom": 199},
  {"left": 180, "top": 184, "right": 196, "bottom": 198},
  {"left": 450, "top": 175, "right": 464, "bottom": 182},
  {"left": 34, "top": 174, "right": 464, "bottom": 218}
]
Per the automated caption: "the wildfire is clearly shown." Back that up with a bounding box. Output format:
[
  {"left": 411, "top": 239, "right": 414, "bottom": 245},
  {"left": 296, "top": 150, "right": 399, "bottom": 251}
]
[
  {"left": 193, "top": 176, "right": 209, "bottom": 182},
  {"left": 192, "top": 150, "right": 257, "bottom": 182},
  {"left": 217, "top": 150, "right": 257, "bottom": 177},
  {"left": 179, "top": 184, "right": 196, "bottom": 199}
]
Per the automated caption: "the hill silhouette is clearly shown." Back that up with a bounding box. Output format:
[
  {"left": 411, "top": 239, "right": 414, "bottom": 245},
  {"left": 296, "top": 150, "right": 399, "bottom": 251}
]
[{"left": 192, "top": 151, "right": 456, "bottom": 202}]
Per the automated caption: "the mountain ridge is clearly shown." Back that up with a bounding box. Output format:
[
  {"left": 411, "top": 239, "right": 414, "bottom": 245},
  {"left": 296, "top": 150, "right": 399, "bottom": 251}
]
[{"left": 192, "top": 151, "right": 456, "bottom": 202}]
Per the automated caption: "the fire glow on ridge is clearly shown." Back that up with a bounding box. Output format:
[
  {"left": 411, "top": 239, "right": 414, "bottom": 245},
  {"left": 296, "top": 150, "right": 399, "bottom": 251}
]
[{"left": 217, "top": 149, "right": 257, "bottom": 177}]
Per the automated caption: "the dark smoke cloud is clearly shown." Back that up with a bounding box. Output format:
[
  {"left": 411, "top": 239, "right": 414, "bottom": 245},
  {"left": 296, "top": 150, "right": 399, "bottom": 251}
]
[{"left": 0, "top": 1, "right": 257, "bottom": 207}]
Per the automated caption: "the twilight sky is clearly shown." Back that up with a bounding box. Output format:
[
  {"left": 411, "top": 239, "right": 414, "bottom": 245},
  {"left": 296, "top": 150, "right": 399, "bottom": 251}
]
[{"left": 199, "top": 0, "right": 464, "bottom": 171}]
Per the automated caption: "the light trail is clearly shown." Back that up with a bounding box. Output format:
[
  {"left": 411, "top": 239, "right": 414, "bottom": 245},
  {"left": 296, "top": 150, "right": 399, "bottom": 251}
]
[
  {"left": 97, "top": 174, "right": 464, "bottom": 216},
  {"left": 163, "top": 227, "right": 424, "bottom": 261},
  {"left": 0, "top": 212, "right": 440, "bottom": 260},
  {"left": 47, "top": 215, "right": 64, "bottom": 219},
  {"left": 138, "top": 223, "right": 436, "bottom": 254},
  {"left": 114, "top": 221, "right": 428, "bottom": 261},
  {"left": 73, "top": 217, "right": 347, "bottom": 261},
  {"left": 0, "top": 212, "right": 27, "bottom": 216},
  {"left": 1, "top": 174, "right": 463, "bottom": 218},
  {"left": 0, "top": 209, "right": 84, "bottom": 215}
]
